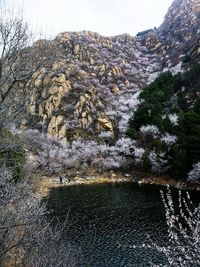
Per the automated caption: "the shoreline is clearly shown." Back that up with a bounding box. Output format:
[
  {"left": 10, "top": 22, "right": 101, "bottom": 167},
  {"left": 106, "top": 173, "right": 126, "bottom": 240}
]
[
  {"left": 34, "top": 174, "right": 133, "bottom": 197},
  {"left": 33, "top": 171, "right": 200, "bottom": 198}
]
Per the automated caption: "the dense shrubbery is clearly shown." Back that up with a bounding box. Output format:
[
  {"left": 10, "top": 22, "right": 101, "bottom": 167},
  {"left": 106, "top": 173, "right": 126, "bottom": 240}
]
[
  {"left": 0, "top": 164, "right": 79, "bottom": 267},
  {"left": 127, "top": 64, "right": 200, "bottom": 180},
  {"left": 0, "top": 128, "right": 80, "bottom": 266},
  {"left": 12, "top": 129, "right": 137, "bottom": 175},
  {"left": 0, "top": 129, "right": 26, "bottom": 181}
]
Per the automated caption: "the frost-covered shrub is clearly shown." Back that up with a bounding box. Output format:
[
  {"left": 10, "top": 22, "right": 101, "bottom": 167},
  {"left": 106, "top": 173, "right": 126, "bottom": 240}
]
[
  {"left": 98, "top": 131, "right": 113, "bottom": 139},
  {"left": 133, "top": 147, "right": 145, "bottom": 164},
  {"left": 115, "top": 137, "right": 135, "bottom": 155},
  {"left": 161, "top": 134, "right": 177, "bottom": 146},
  {"left": 94, "top": 155, "right": 124, "bottom": 171},
  {"left": 19, "top": 129, "right": 128, "bottom": 172},
  {"left": 148, "top": 150, "right": 169, "bottom": 173},
  {"left": 105, "top": 90, "right": 140, "bottom": 134},
  {"left": 140, "top": 125, "right": 160, "bottom": 138},
  {"left": 187, "top": 162, "right": 200, "bottom": 182},
  {"left": 118, "top": 113, "right": 132, "bottom": 133},
  {"left": 36, "top": 141, "right": 76, "bottom": 174},
  {"left": 72, "top": 138, "right": 131, "bottom": 170},
  {"left": 127, "top": 91, "right": 141, "bottom": 110},
  {"left": 168, "top": 114, "right": 179, "bottom": 126},
  {"left": 12, "top": 129, "right": 75, "bottom": 174},
  {"left": 71, "top": 139, "right": 99, "bottom": 165}
]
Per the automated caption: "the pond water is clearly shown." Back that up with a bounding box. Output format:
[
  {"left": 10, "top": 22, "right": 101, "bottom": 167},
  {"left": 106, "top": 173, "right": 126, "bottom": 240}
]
[{"left": 46, "top": 182, "right": 199, "bottom": 267}]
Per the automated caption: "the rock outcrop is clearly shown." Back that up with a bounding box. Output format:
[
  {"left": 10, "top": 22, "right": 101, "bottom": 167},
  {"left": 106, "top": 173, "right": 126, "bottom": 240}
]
[
  {"left": 141, "top": 0, "right": 200, "bottom": 67},
  {"left": 18, "top": 0, "right": 200, "bottom": 142}
]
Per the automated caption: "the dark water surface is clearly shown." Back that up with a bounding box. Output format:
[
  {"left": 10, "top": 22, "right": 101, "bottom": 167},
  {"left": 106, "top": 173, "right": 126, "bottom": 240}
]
[{"left": 46, "top": 182, "right": 199, "bottom": 267}]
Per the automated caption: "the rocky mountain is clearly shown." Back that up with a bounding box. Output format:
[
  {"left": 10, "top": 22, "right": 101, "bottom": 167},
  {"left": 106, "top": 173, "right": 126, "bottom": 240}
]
[
  {"left": 142, "top": 0, "right": 200, "bottom": 67},
  {"left": 19, "top": 0, "right": 200, "bottom": 143}
]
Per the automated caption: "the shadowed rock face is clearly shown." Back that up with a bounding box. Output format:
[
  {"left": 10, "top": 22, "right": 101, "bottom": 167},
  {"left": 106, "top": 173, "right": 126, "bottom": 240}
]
[
  {"left": 143, "top": 0, "right": 200, "bottom": 66},
  {"left": 19, "top": 0, "right": 200, "bottom": 142},
  {"left": 159, "top": 0, "right": 200, "bottom": 39}
]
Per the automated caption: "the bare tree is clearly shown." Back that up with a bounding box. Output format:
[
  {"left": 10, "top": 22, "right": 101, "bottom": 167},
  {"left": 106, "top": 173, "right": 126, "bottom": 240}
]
[
  {"left": 0, "top": 5, "right": 59, "bottom": 180},
  {"left": 0, "top": 6, "right": 80, "bottom": 266},
  {"left": 0, "top": 7, "right": 58, "bottom": 129},
  {"left": 0, "top": 166, "right": 80, "bottom": 267},
  {"left": 0, "top": 8, "right": 30, "bottom": 127},
  {"left": 135, "top": 187, "right": 200, "bottom": 267},
  {"left": 154, "top": 188, "right": 200, "bottom": 267},
  {"left": 129, "top": 187, "right": 200, "bottom": 266}
]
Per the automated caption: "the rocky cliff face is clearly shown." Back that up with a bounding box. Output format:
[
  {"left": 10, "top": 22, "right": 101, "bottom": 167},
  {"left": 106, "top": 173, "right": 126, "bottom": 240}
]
[
  {"left": 142, "top": 0, "right": 200, "bottom": 67},
  {"left": 20, "top": 0, "right": 200, "bottom": 142},
  {"left": 23, "top": 32, "right": 160, "bottom": 142}
]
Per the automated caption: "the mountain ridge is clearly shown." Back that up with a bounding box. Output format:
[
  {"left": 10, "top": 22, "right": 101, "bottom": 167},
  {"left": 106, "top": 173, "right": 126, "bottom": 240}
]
[{"left": 13, "top": 0, "right": 200, "bottom": 143}]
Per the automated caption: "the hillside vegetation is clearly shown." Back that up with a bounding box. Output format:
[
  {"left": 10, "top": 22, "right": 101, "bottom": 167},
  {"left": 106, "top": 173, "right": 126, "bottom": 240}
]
[{"left": 127, "top": 64, "right": 200, "bottom": 180}]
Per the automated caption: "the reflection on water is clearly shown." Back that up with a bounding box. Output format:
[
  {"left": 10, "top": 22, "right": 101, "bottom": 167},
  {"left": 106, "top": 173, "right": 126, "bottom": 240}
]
[{"left": 46, "top": 182, "right": 199, "bottom": 267}]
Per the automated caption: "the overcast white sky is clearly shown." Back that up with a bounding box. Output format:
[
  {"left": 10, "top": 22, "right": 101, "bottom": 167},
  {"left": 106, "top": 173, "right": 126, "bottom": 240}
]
[{"left": 4, "top": 0, "right": 173, "bottom": 37}]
